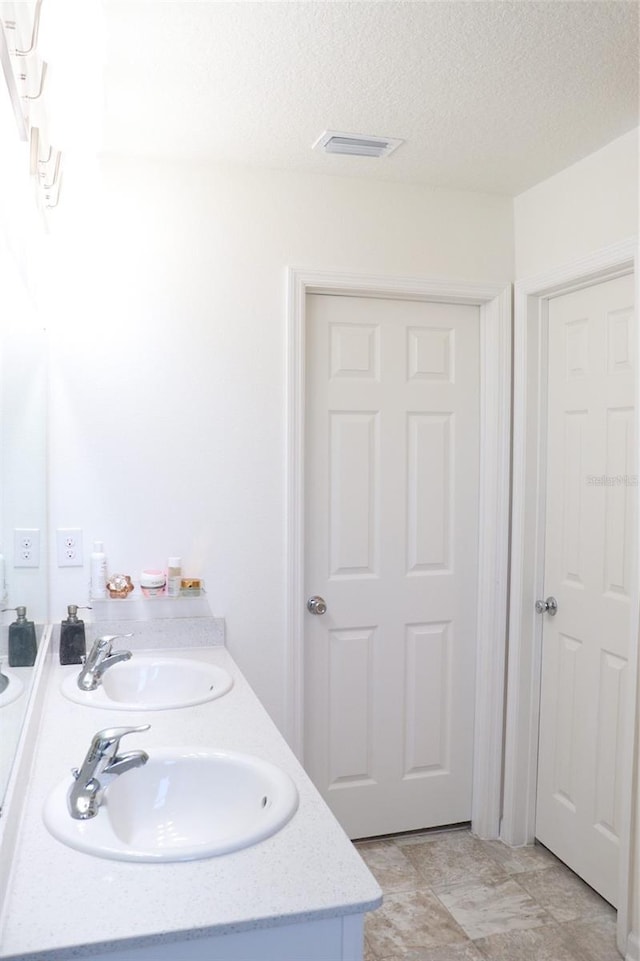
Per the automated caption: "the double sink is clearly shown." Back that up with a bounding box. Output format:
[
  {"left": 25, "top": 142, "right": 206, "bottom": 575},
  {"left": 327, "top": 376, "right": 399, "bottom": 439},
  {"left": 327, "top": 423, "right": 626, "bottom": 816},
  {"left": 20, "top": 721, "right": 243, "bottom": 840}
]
[{"left": 45, "top": 646, "right": 299, "bottom": 863}]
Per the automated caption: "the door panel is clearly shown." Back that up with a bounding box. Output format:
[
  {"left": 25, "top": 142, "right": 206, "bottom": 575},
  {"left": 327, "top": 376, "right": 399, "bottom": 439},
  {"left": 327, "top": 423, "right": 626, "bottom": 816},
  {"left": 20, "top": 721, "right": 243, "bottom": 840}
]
[
  {"left": 304, "top": 293, "right": 480, "bottom": 838},
  {"left": 536, "top": 273, "right": 635, "bottom": 906}
]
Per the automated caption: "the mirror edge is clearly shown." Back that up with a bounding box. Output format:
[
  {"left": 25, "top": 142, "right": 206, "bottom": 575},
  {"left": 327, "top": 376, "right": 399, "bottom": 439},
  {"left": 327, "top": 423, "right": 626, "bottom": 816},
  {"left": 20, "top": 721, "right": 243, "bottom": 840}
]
[{"left": 0, "top": 624, "right": 52, "bottom": 911}]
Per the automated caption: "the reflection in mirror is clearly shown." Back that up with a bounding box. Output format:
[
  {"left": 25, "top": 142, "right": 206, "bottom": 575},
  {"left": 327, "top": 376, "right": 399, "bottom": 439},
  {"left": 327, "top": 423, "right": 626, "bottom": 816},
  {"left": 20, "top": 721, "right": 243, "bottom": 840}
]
[
  {"left": 0, "top": 626, "right": 47, "bottom": 804},
  {"left": 0, "top": 251, "right": 48, "bottom": 812},
  {"left": 0, "top": 43, "right": 49, "bottom": 811}
]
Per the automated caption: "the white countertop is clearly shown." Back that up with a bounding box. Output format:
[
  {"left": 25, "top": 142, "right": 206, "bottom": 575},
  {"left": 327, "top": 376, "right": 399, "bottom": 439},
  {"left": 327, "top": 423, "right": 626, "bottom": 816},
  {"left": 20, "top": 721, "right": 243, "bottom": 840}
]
[{"left": 0, "top": 643, "right": 381, "bottom": 960}]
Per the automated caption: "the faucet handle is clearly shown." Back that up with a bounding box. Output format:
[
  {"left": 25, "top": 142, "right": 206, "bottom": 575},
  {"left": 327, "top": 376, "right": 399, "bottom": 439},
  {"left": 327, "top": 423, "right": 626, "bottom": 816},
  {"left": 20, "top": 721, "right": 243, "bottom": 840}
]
[
  {"left": 84, "top": 633, "right": 134, "bottom": 662},
  {"left": 90, "top": 724, "right": 150, "bottom": 759},
  {"left": 95, "top": 633, "right": 134, "bottom": 650}
]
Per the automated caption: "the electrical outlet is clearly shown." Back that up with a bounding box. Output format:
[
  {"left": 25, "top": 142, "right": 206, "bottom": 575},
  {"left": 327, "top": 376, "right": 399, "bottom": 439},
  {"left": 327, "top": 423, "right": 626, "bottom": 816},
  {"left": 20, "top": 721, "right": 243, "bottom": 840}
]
[
  {"left": 13, "top": 528, "right": 40, "bottom": 568},
  {"left": 56, "top": 528, "right": 83, "bottom": 567}
]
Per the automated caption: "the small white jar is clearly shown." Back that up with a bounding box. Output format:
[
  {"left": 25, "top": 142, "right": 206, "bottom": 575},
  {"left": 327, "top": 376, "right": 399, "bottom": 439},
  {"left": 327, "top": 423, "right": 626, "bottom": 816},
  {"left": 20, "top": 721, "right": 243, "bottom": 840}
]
[{"left": 140, "top": 568, "right": 166, "bottom": 597}]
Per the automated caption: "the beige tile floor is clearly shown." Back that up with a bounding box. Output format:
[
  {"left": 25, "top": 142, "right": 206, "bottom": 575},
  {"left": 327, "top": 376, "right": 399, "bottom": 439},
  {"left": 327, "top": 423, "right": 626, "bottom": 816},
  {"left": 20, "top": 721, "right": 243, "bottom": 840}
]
[{"left": 354, "top": 826, "right": 620, "bottom": 961}]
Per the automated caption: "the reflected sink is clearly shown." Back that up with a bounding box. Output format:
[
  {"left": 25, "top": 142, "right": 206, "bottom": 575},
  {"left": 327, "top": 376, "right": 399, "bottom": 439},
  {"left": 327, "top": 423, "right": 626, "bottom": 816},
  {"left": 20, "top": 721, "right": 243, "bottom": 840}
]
[
  {"left": 0, "top": 667, "right": 24, "bottom": 708},
  {"left": 60, "top": 656, "right": 233, "bottom": 710},
  {"left": 43, "top": 749, "right": 299, "bottom": 862}
]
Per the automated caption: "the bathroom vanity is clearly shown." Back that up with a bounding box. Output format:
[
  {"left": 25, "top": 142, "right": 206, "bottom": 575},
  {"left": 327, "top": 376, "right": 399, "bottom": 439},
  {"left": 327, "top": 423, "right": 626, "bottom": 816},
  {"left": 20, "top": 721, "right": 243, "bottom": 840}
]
[{"left": 0, "top": 618, "right": 381, "bottom": 960}]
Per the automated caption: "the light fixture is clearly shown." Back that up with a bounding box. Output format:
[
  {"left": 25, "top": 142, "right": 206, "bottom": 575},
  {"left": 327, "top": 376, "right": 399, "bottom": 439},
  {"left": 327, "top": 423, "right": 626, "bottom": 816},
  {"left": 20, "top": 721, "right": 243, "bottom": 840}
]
[{"left": 313, "top": 130, "right": 404, "bottom": 158}]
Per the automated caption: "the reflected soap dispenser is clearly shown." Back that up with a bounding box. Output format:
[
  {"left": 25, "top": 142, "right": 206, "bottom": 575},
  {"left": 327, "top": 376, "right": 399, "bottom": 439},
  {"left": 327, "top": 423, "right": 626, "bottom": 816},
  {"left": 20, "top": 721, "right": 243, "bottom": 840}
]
[
  {"left": 59, "top": 605, "right": 90, "bottom": 665},
  {"left": 7, "top": 606, "right": 37, "bottom": 667}
]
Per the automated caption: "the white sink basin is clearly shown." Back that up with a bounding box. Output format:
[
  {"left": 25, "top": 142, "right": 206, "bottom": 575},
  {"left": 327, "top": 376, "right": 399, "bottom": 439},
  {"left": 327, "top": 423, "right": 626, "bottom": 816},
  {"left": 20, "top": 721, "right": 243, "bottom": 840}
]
[
  {"left": 60, "top": 656, "right": 233, "bottom": 710},
  {"left": 44, "top": 748, "right": 299, "bottom": 862},
  {"left": 0, "top": 668, "right": 25, "bottom": 708}
]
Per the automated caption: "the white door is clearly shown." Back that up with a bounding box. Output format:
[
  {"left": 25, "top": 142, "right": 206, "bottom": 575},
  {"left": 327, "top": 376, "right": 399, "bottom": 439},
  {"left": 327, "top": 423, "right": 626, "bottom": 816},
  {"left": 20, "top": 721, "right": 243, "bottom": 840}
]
[
  {"left": 304, "top": 293, "right": 480, "bottom": 839},
  {"left": 536, "top": 273, "right": 635, "bottom": 906}
]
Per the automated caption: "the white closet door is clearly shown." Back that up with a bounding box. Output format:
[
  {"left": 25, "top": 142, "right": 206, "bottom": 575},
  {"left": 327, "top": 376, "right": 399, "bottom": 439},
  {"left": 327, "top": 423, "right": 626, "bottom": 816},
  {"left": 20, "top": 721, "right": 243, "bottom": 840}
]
[{"left": 536, "top": 273, "right": 635, "bottom": 905}]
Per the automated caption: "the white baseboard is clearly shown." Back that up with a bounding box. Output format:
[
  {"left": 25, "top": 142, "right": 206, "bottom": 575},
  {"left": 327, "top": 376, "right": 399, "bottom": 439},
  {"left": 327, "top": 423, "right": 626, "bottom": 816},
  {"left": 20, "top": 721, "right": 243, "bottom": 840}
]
[{"left": 626, "top": 930, "right": 640, "bottom": 961}]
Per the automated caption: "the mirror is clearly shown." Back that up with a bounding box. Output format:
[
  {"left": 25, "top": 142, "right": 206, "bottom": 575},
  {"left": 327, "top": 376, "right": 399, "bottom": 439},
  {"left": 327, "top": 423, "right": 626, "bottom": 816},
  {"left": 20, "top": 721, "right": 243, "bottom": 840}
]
[
  {"left": 0, "top": 231, "right": 49, "bottom": 812},
  {"left": 0, "top": 28, "right": 49, "bottom": 809},
  {"left": 0, "top": 307, "right": 48, "bottom": 809}
]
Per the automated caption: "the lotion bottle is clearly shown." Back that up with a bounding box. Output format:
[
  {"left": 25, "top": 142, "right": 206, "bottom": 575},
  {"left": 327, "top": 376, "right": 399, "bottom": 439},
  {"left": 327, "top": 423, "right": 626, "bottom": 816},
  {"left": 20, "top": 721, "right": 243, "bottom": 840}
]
[
  {"left": 167, "top": 556, "right": 182, "bottom": 597},
  {"left": 7, "top": 606, "right": 37, "bottom": 667},
  {"left": 59, "top": 604, "right": 89, "bottom": 665},
  {"left": 90, "top": 541, "right": 107, "bottom": 599}
]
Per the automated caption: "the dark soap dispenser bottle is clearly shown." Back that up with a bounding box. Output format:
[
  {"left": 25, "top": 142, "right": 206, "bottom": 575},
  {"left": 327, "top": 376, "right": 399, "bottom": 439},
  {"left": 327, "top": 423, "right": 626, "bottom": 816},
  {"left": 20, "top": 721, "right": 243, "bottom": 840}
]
[
  {"left": 59, "top": 604, "right": 88, "bottom": 665},
  {"left": 8, "top": 606, "right": 37, "bottom": 667}
]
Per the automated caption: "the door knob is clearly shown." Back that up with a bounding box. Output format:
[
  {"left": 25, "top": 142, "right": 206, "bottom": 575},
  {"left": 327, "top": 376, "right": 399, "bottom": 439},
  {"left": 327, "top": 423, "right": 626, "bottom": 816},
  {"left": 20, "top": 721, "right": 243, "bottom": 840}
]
[
  {"left": 306, "top": 596, "right": 327, "bottom": 615},
  {"left": 535, "top": 596, "right": 558, "bottom": 616}
]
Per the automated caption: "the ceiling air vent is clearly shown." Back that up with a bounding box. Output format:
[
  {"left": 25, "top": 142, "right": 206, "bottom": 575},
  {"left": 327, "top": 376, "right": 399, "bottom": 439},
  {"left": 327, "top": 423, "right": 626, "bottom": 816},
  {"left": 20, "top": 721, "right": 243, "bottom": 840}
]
[{"left": 313, "top": 130, "right": 403, "bottom": 158}]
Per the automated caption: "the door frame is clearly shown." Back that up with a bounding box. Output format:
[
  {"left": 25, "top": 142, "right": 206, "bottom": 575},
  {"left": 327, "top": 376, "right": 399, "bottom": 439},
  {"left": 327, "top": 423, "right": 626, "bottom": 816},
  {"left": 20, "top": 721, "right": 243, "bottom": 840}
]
[
  {"left": 285, "top": 267, "right": 512, "bottom": 839},
  {"left": 501, "top": 237, "right": 639, "bottom": 956}
]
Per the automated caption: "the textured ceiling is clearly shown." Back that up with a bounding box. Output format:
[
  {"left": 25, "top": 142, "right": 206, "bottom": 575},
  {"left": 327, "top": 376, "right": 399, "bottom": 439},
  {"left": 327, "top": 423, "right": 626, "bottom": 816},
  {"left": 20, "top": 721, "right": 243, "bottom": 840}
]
[{"left": 101, "top": 0, "right": 639, "bottom": 195}]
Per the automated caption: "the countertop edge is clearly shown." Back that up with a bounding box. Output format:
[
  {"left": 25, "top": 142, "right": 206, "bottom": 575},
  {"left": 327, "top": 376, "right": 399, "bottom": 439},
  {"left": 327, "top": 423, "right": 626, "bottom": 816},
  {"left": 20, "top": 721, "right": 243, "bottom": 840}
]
[{"left": 0, "top": 896, "right": 384, "bottom": 961}]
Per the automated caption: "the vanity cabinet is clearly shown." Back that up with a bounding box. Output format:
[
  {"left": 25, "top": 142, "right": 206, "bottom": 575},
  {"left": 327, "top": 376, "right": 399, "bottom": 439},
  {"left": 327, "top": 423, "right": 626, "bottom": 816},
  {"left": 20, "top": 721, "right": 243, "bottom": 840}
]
[{"left": 64, "top": 915, "right": 365, "bottom": 961}]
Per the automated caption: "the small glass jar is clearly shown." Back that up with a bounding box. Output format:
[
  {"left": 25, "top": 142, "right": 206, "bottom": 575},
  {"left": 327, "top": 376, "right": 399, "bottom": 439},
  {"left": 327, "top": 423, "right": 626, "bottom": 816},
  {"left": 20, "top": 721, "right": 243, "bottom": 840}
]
[
  {"left": 106, "top": 574, "right": 134, "bottom": 598},
  {"left": 180, "top": 578, "right": 202, "bottom": 596}
]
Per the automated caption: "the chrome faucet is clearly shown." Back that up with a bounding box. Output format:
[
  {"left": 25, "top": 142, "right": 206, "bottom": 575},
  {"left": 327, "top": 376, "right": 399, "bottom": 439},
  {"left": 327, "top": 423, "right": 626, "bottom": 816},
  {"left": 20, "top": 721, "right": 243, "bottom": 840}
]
[
  {"left": 76, "top": 634, "right": 133, "bottom": 691},
  {"left": 68, "top": 724, "right": 150, "bottom": 820}
]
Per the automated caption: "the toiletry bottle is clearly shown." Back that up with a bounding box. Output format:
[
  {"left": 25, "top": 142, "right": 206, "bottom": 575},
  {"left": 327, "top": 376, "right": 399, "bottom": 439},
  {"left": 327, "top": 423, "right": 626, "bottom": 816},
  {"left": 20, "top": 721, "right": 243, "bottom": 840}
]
[
  {"left": 90, "top": 541, "right": 107, "bottom": 599},
  {"left": 167, "top": 556, "right": 182, "bottom": 597},
  {"left": 59, "top": 604, "right": 90, "bottom": 665},
  {"left": 7, "top": 606, "right": 37, "bottom": 667}
]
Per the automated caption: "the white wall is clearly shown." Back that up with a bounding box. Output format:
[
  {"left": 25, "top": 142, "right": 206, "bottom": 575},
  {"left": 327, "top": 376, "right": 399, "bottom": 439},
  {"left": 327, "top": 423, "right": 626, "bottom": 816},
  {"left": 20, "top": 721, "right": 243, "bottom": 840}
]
[
  {"left": 514, "top": 127, "right": 638, "bottom": 279},
  {"left": 44, "top": 158, "right": 513, "bottom": 732}
]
